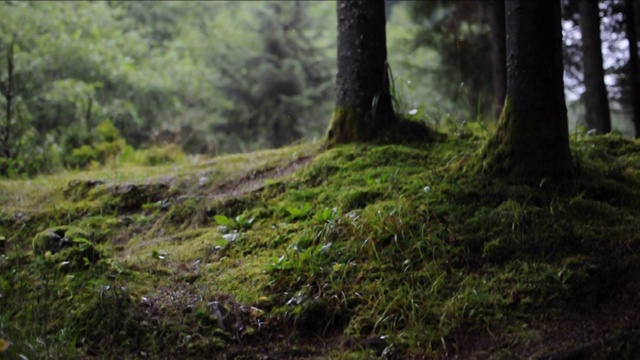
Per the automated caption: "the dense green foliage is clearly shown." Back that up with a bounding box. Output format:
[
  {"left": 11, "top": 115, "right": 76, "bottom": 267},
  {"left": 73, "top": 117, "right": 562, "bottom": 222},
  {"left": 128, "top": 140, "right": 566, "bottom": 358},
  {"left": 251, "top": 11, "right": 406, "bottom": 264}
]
[
  {"left": 0, "top": 1, "right": 336, "bottom": 177},
  {"left": 393, "top": 1, "right": 493, "bottom": 120}
]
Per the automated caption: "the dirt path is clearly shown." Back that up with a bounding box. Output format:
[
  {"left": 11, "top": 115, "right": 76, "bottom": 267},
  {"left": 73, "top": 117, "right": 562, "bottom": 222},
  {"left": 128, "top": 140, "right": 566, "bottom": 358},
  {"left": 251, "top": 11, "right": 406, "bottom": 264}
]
[{"left": 205, "top": 155, "right": 314, "bottom": 201}]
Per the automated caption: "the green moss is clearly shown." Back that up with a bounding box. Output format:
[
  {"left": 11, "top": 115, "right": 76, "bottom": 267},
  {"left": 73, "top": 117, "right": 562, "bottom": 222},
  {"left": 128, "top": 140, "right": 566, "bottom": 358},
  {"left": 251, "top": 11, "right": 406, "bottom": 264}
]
[
  {"left": 326, "top": 107, "right": 440, "bottom": 148},
  {"left": 32, "top": 226, "right": 92, "bottom": 254},
  {"left": 99, "top": 183, "right": 170, "bottom": 212},
  {"left": 581, "top": 133, "right": 640, "bottom": 156},
  {"left": 374, "top": 117, "right": 446, "bottom": 145},
  {"left": 339, "top": 188, "right": 383, "bottom": 211},
  {"left": 207, "top": 195, "right": 258, "bottom": 220},
  {"left": 76, "top": 215, "right": 125, "bottom": 243},
  {"left": 3, "top": 128, "right": 640, "bottom": 358},
  {"left": 161, "top": 198, "right": 208, "bottom": 229},
  {"left": 471, "top": 96, "right": 572, "bottom": 184},
  {"left": 63, "top": 179, "right": 106, "bottom": 201},
  {"left": 326, "top": 106, "right": 366, "bottom": 146}
]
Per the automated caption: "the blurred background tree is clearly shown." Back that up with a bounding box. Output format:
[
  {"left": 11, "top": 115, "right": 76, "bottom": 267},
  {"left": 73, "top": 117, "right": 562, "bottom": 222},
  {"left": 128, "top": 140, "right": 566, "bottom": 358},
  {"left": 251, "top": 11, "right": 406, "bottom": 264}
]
[
  {"left": 213, "top": 1, "right": 335, "bottom": 151},
  {"left": 561, "top": 0, "right": 638, "bottom": 136},
  {"left": 386, "top": 1, "right": 494, "bottom": 125}
]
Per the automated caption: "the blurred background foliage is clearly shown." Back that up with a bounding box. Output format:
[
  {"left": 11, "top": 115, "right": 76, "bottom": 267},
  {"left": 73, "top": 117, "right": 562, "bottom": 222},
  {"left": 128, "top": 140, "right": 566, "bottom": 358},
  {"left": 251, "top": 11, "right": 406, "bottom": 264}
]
[
  {"left": 0, "top": 0, "right": 636, "bottom": 177},
  {"left": 0, "top": 1, "right": 336, "bottom": 177}
]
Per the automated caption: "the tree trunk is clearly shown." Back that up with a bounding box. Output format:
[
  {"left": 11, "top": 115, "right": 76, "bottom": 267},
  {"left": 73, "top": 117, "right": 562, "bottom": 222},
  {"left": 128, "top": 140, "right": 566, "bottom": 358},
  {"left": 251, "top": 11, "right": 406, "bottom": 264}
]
[
  {"left": 1, "top": 41, "right": 15, "bottom": 160},
  {"left": 479, "top": 0, "right": 572, "bottom": 183},
  {"left": 326, "top": 0, "right": 395, "bottom": 146},
  {"left": 624, "top": 0, "right": 640, "bottom": 138},
  {"left": 579, "top": 0, "right": 611, "bottom": 134},
  {"left": 489, "top": 0, "right": 507, "bottom": 120}
]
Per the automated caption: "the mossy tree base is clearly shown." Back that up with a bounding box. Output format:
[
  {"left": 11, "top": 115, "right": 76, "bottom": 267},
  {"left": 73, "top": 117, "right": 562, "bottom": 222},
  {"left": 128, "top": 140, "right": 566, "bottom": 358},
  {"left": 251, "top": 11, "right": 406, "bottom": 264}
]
[
  {"left": 328, "top": 0, "right": 396, "bottom": 148},
  {"left": 326, "top": 107, "right": 439, "bottom": 148},
  {"left": 474, "top": 1, "right": 573, "bottom": 185},
  {"left": 475, "top": 97, "right": 573, "bottom": 184},
  {"left": 326, "top": 106, "right": 367, "bottom": 147}
]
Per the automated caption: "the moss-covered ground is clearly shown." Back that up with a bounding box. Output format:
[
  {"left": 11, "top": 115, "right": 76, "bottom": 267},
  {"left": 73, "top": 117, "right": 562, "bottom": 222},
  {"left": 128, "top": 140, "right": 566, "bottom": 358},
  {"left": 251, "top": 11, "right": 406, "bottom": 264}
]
[{"left": 1, "top": 126, "right": 640, "bottom": 359}]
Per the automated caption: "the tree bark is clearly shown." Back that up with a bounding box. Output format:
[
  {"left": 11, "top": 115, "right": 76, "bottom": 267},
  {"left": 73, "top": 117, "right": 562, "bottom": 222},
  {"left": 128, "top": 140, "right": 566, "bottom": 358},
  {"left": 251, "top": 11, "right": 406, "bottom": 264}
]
[
  {"left": 579, "top": 0, "right": 611, "bottom": 134},
  {"left": 624, "top": 0, "right": 640, "bottom": 138},
  {"left": 326, "top": 0, "right": 395, "bottom": 146},
  {"left": 489, "top": 0, "right": 507, "bottom": 120},
  {"left": 1, "top": 41, "right": 15, "bottom": 160},
  {"left": 479, "top": 0, "right": 572, "bottom": 183}
]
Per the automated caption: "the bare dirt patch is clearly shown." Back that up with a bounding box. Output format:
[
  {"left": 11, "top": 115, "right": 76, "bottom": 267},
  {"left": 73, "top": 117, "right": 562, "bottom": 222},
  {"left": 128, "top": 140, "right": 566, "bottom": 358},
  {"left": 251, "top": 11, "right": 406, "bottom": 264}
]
[{"left": 202, "top": 155, "right": 314, "bottom": 201}]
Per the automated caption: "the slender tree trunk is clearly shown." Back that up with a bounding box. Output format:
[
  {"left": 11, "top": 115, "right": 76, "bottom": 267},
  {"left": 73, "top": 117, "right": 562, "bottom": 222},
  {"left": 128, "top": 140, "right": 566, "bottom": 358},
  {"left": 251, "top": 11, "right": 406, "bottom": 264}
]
[
  {"left": 624, "top": 0, "right": 640, "bottom": 138},
  {"left": 579, "top": 0, "right": 611, "bottom": 134},
  {"left": 1, "top": 42, "right": 14, "bottom": 160},
  {"left": 479, "top": 0, "right": 572, "bottom": 183},
  {"left": 634, "top": 0, "right": 640, "bottom": 35},
  {"left": 326, "top": 0, "right": 395, "bottom": 146},
  {"left": 489, "top": 0, "right": 506, "bottom": 120}
]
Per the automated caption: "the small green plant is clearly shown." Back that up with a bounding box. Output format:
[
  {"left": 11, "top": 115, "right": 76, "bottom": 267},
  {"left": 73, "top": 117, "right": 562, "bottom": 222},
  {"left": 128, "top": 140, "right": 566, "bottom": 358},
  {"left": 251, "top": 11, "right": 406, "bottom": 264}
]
[
  {"left": 214, "top": 214, "right": 254, "bottom": 231},
  {"left": 314, "top": 207, "right": 339, "bottom": 223},
  {"left": 285, "top": 202, "right": 312, "bottom": 220}
]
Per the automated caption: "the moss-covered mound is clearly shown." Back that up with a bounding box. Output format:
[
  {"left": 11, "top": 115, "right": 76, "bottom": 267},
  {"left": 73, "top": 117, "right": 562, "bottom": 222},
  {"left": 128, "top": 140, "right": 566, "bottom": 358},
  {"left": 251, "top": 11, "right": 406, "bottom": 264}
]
[{"left": 1, "top": 132, "right": 639, "bottom": 358}]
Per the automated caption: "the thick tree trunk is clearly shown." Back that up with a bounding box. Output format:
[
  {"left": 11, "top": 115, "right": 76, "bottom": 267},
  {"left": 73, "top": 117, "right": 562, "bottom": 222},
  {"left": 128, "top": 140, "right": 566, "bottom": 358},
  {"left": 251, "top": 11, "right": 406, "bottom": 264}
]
[
  {"left": 490, "top": 0, "right": 507, "bottom": 120},
  {"left": 326, "top": 0, "right": 395, "bottom": 146},
  {"left": 624, "top": 0, "right": 640, "bottom": 138},
  {"left": 579, "top": 0, "right": 611, "bottom": 134},
  {"left": 479, "top": 0, "right": 572, "bottom": 183}
]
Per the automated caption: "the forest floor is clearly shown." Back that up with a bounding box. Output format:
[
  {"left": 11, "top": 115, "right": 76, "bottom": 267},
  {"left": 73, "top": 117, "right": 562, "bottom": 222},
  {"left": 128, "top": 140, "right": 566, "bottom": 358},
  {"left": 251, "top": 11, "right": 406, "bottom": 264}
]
[{"left": 1, "top": 125, "right": 640, "bottom": 359}]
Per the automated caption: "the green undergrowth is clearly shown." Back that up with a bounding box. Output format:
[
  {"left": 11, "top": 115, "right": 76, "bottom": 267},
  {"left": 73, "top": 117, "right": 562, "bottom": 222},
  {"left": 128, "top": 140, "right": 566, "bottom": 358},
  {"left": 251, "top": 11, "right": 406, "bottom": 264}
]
[
  {"left": 259, "top": 133, "right": 640, "bottom": 357},
  {"left": 1, "top": 130, "right": 640, "bottom": 358}
]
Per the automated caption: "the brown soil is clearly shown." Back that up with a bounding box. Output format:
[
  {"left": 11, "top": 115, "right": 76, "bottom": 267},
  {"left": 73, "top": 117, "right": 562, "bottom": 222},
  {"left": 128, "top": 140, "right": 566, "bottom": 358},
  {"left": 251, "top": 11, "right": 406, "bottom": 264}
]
[
  {"left": 204, "top": 155, "right": 314, "bottom": 201},
  {"left": 172, "top": 155, "right": 315, "bottom": 203}
]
